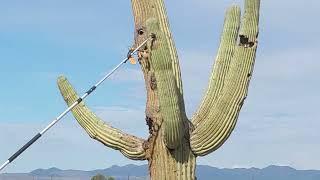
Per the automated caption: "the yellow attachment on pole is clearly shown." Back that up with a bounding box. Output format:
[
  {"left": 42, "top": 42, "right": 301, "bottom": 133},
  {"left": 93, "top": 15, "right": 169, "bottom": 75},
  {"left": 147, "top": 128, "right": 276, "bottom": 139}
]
[{"left": 129, "top": 57, "right": 137, "bottom": 64}]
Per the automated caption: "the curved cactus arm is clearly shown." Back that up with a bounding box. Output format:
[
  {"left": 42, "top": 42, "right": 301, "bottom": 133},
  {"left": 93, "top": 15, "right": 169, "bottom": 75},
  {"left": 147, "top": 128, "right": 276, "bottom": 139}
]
[
  {"left": 146, "top": 17, "right": 186, "bottom": 149},
  {"left": 192, "top": 5, "right": 241, "bottom": 126},
  {"left": 190, "top": 0, "right": 260, "bottom": 156},
  {"left": 57, "top": 76, "right": 146, "bottom": 160},
  {"left": 131, "top": 0, "right": 184, "bottom": 97},
  {"left": 131, "top": 0, "right": 187, "bottom": 149}
]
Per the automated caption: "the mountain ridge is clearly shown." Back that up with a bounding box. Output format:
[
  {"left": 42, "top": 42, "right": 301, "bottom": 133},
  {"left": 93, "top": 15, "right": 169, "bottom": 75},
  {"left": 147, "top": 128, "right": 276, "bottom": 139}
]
[{"left": 0, "top": 164, "right": 319, "bottom": 180}]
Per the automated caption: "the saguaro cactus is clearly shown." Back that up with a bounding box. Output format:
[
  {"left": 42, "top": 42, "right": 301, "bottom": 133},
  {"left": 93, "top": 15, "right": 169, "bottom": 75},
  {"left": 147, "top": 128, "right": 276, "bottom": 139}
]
[{"left": 57, "top": 0, "right": 260, "bottom": 179}]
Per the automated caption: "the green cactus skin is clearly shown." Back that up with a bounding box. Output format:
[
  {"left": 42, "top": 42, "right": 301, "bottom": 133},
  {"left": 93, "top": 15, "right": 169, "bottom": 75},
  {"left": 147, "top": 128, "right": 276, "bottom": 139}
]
[
  {"left": 190, "top": 0, "right": 260, "bottom": 156},
  {"left": 57, "top": 0, "right": 260, "bottom": 179}
]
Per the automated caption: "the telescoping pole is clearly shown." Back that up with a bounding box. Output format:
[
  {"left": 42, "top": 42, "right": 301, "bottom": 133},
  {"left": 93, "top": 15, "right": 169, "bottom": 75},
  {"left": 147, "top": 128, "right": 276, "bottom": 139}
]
[{"left": 0, "top": 35, "right": 154, "bottom": 172}]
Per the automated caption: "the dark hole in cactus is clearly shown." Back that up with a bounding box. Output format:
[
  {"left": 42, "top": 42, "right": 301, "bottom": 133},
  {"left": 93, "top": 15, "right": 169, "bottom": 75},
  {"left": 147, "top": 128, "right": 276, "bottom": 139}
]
[
  {"left": 239, "top": 34, "right": 255, "bottom": 47},
  {"left": 137, "top": 28, "right": 144, "bottom": 35},
  {"left": 146, "top": 116, "right": 154, "bottom": 134},
  {"left": 150, "top": 33, "right": 157, "bottom": 39}
]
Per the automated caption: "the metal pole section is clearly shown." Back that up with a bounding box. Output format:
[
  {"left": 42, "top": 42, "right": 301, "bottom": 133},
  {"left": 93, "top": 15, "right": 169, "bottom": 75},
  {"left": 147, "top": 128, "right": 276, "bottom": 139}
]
[{"left": 0, "top": 36, "right": 153, "bottom": 172}]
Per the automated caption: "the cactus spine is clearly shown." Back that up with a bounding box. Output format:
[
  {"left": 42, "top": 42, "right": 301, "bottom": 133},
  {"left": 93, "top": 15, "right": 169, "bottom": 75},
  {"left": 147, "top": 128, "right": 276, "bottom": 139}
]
[{"left": 57, "top": 0, "right": 260, "bottom": 179}]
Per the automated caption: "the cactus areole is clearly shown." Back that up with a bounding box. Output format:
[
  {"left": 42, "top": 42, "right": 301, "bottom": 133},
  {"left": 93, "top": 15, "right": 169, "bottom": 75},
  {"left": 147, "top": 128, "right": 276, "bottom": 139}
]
[{"left": 58, "top": 0, "right": 260, "bottom": 179}]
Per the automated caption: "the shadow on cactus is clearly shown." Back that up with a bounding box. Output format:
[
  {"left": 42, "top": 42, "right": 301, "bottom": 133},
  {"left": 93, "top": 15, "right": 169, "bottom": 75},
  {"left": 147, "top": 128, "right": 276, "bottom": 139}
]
[{"left": 57, "top": 0, "right": 260, "bottom": 179}]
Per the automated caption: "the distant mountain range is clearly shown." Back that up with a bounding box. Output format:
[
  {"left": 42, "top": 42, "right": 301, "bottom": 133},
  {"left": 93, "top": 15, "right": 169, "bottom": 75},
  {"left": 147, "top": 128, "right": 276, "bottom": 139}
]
[{"left": 0, "top": 164, "right": 319, "bottom": 180}]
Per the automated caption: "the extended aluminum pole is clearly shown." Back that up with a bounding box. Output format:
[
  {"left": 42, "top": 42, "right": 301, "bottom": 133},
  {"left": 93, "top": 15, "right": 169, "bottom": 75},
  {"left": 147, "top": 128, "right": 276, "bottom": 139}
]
[{"left": 0, "top": 36, "right": 154, "bottom": 172}]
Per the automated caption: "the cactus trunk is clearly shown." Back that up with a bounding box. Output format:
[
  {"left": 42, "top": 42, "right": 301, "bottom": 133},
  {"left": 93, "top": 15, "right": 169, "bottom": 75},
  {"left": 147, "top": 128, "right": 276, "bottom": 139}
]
[
  {"left": 57, "top": 0, "right": 260, "bottom": 179},
  {"left": 147, "top": 128, "right": 196, "bottom": 179}
]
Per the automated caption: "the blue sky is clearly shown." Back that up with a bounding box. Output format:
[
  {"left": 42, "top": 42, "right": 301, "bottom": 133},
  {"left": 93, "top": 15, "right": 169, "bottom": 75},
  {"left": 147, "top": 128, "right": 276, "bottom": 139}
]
[{"left": 0, "top": 0, "right": 320, "bottom": 173}]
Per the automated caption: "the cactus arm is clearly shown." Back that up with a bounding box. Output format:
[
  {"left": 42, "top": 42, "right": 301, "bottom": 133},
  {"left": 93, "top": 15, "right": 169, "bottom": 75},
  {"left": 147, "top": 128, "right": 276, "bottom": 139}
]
[
  {"left": 190, "top": 0, "right": 260, "bottom": 156},
  {"left": 146, "top": 17, "right": 186, "bottom": 149},
  {"left": 154, "top": 0, "right": 184, "bottom": 98},
  {"left": 57, "top": 76, "right": 146, "bottom": 160},
  {"left": 131, "top": 0, "right": 184, "bottom": 97},
  {"left": 191, "top": 5, "right": 241, "bottom": 126},
  {"left": 131, "top": 0, "right": 187, "bottom": 149}
]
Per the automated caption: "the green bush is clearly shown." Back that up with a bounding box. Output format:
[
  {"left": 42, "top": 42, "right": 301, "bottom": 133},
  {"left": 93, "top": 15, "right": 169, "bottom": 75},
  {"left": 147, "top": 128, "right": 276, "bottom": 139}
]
[
  {"left": 91, "top": 174, "right": 107, "bottom": 180},
  {"left": 91, "top": 174, "right": 115, "bottom": 180}
]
